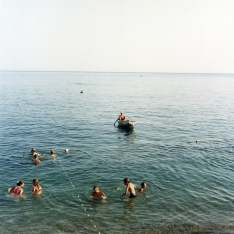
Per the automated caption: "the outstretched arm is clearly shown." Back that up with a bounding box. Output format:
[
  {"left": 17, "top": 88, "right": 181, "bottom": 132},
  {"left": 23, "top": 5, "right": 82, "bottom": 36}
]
[
  {"left": 8, "top": 187, "right": 13, "bottom": 193},
  {"left": 120, "top": 186, "right": 129, "bottom": 198}
]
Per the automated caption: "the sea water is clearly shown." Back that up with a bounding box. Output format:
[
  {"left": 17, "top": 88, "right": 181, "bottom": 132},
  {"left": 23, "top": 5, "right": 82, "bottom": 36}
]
[{"left": 0, "top": 72, "right": 234, "bottom": 234}]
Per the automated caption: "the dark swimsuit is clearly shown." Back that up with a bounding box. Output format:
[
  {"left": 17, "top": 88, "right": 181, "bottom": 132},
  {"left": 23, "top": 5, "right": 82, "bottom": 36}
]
[{"left": 129, "top": 193, "right": 136, "bottom": 198}]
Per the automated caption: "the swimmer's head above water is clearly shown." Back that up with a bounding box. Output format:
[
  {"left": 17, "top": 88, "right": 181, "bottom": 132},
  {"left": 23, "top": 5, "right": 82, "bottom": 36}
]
[
  {"left": 17, "top": 180, "right": 24, "bottom": 186},
  {"left": 123, "top": 178, "right": 130, "bottom": 184}
]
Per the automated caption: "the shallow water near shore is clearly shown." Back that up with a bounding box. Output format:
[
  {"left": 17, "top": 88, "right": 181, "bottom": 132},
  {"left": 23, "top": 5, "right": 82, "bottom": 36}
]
[{"left": 1, "top": 72, "right": 234, "bottom": 234}]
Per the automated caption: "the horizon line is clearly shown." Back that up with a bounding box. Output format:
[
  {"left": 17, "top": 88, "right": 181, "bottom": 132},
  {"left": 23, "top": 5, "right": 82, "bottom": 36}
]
[{"left": 0, "top": 70, "right": 234, "bottom": 75}]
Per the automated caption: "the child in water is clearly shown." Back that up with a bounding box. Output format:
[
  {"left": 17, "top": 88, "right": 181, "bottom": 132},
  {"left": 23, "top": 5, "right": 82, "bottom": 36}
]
[
  {"left": 90, "top": 186, "right": 107, "bottom": 199},
  {"left": 138, "top": 182, "right": 147, "bottom": 192},
  {"left": 32, "top": 154, "right": 41, "bottom": 164},
  {"left": 8, "top": 181, "right": 24, "bottom": 195},
  {"left": 32, "top": 179, "right": 42, "bottom": 194}
]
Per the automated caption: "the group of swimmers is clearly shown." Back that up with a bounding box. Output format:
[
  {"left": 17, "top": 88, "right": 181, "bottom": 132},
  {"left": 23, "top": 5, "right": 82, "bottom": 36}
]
[
  {"left": 7, "top": 148, "right": 51, "bottom": 196},
  {"left": 91, "top": 178, "right": 147, "bottom": 199},
  {"left": 9, "top": 147, "right": 147, "bottom": 199},
  {"left": 31, "top": 148, "right": 55, "bottom": 164},
  {"left": 8, "top": 179, "right": 42, "bottom": 196}
]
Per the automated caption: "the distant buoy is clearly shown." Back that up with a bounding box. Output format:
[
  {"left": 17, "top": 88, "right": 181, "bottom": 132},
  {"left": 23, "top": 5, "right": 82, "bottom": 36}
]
[{"left": 80, "top": 91, "right": 83, "bottom": 94}]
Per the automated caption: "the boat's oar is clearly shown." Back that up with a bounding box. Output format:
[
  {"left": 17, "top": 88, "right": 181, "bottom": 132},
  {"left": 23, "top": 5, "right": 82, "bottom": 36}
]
[{"left": 114, "top": 119, "right": 118, "bottom": 126}]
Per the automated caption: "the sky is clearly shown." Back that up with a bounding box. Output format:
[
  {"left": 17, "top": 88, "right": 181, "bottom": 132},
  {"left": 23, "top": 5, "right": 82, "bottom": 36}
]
[{"left": 1, "top": 0, "right": 234, "bottom": 73}]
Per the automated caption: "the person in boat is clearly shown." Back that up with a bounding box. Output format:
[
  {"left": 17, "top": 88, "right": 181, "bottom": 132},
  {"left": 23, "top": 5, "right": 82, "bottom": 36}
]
[
  {"left": 32, "top": 179, "right": 42, "bottom": 194},
  {"left": 90, "top": 186, "right": 107, "bottom": 199},
  {"left": 8, "top": 180, "right": 24, "bottom": 195},
  {"left": 32, "top": 154, "right": 41, "bottom": 164},
  {"left": 138, "top": 182, "right": 147, "bottom": 192},
  {"left": 118, "top": 112, "right": 126, "bottom": 121},
  {"left": 120, "top": 178, "right": 136, "bottom": 198}
]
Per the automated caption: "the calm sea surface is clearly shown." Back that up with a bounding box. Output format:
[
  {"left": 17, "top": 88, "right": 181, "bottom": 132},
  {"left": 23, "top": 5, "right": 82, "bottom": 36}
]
[{"left": 1, "top": 72, "right": 234, "bottom": 234}]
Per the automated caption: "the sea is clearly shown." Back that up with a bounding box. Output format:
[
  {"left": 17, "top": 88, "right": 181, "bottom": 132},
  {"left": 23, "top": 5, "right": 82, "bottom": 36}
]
[{"left": 0, "top": 71, "right": 234, "bottom": 234}]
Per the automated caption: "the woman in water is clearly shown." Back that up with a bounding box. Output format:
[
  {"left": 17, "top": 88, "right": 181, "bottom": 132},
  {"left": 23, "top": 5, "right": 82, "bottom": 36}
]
[
  {"left": 32, "top": 179, "right": 42, "bottom": 194},
  {"left": 90, "top": 186, "right": 106, "bottom": 199},
  {"left": 8, "top": 181, "right": 24, "bottom": 195}
]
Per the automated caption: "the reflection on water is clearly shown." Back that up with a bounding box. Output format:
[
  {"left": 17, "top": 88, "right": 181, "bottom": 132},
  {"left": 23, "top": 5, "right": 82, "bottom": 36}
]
[
  {"left": 116, "top": 126, "right": 136, "bottom": 136},
  {"left": 123, "top": 197, "right": 137, "bottom": 215}
]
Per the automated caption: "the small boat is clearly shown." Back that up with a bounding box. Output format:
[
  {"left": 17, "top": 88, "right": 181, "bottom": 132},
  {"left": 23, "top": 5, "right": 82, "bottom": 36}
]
[{"left": 117, "top": 120, "right": 137, "bottom": 127}]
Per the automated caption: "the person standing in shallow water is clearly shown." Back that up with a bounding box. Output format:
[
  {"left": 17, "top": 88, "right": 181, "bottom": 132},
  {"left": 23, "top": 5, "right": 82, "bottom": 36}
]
[
  {"left": 32, "top": 179, "right": 42, "bottom": 194},
  {"left": 120, "top": 178, "right": 136, "bottom": 198}
]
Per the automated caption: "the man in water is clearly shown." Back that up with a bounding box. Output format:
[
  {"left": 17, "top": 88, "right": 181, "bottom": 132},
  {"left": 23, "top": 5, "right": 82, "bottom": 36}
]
[
  {"left": 118, "top": 112, "right": 126, "bottom": 121},
  {"left": 120, "top": 178, "right": 136, "bottom": 198}
]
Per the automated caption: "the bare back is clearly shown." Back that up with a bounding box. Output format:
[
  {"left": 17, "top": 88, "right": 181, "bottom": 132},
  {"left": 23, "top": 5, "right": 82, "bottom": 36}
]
[{"left": 127, "top": 182, "right": 136, "bottom": 195}]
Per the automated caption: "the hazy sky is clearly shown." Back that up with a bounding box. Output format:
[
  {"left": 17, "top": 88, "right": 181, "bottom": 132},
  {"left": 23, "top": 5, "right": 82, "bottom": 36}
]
[{"left": 1, "top": 0, "right": 234, "bottom": 73}]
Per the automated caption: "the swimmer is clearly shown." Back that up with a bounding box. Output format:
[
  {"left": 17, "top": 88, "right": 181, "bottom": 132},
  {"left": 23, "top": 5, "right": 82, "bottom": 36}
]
[
  {"left": 50, "top": 150, "right": 55, "bottom": 157},
  {"left": 120, "top": 178, "right": 136, "bottom": 198},
  {"left": 8, "top": 181, "right": 24, "bottom": 195},
  {"left": 65, "top": 149, "right": 69, "bottom": 152},
  {"left": 31, "top": 148, "right": 42, "bottom": 157},
  {"left": 32, "top": 179, "right": 42, "bottom": 194},
  {"left": 90, "top": 186, "right": 107, "bottom": 199},
  {"left": 31, "top": 148, "right": 37, "bottom": 155},
  {"left": 32, "top": 154, "right": 41, "bottom": 164},
  {"left": 138, "top": 182, "right": 147, "bottom": 192}
]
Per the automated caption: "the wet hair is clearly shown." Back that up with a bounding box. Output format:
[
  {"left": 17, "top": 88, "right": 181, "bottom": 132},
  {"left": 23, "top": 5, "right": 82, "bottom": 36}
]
[
  {"left": 32, "top": 179, "right": 41, "bottom": 190},
  {"left": 123, "top": 178, "right": 130, "bottom": 183},
  {"left": 31, "top": 148, "right": 36, "bottom": 153},
  {"left": 50, "top": 150, "right": 55, "bottom": 155},
  {"left": 32, "top": 178, "right": 39, "bottom": 185},
  {"left": 141, "top": 182, "right": 146, "bottom": 187},
  {"left": 93, "top": 186, "right": 98, "bottom": 191},
  {"left": 17, "top": 181, "right": 24, "bottom": 186}
]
